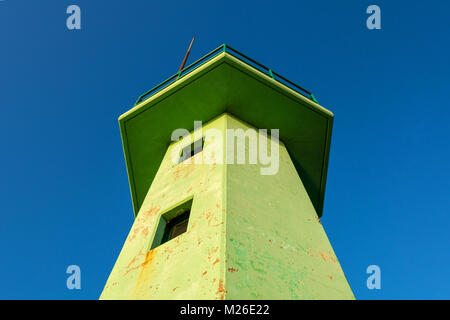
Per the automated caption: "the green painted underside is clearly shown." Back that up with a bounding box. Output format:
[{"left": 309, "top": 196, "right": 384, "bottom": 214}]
[{"left": 119, "top": 52, "right": 333, "bottom": 217}]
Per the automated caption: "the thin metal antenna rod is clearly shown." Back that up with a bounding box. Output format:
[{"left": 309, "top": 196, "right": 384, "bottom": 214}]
[{"left": 178, "top": 37, "right": 195, "bottom": 72}]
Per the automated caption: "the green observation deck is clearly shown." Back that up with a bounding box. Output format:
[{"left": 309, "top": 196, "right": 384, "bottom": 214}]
[{"left": 119, "top": 44, "right": 334, "bottom": 218}]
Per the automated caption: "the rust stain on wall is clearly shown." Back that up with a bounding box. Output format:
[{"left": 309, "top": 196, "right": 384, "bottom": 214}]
[
  {"left": 216, "top": 280, "right": 227, "bottom": 300},
  {"left": 173, "top": 164, "right": 196, "bottom": 181},
  {"left": 143, "top": 205, "right": 161, "bottom": 218},
  {"left": 212, "top": 258, "right": 220, "bottom": 267},
  {"left": 125, "top": 249, "right": 144, "bottom": 270},
  {"left": 131, "top": 249, "right": 158, "bottom": 298},
  {"left": 319, "top": 251, "right": 337, "bottom": 263}
]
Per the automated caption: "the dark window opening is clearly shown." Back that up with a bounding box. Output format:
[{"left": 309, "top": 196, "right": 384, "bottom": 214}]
[
  {"left": 150, "top": 199, "right": 193, "bottom": 250},
  {"left": 179, "top": 138, "right": 205, "bottom": 163},
  {"left": 161, "top": 210, "right": 190, "bottom": 243}
]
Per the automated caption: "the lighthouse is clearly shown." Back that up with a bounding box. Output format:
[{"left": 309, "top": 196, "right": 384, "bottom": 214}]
[{"left": 100, "top": 45, "right": 354, "bottom": 300}]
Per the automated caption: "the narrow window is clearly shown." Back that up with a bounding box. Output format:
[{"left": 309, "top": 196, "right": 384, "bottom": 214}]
[
  {"left": 150, "top": 199, "right": 192, "bottom": 249},
  {"left": 179, "top": 138, "right": 205, "bottom": 163},
  {"left": 161, "top": 210, "right": 190, "bottom": 243}
]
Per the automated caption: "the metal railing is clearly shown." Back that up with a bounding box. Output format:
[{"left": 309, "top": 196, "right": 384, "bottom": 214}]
[{"left": 134, "top": 44, "right": 318, "bottom": 106}]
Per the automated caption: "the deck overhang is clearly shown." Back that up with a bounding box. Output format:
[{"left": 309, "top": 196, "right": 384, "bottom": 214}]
[{"left": 119, "top": 50, "right": 333, "bottom": 217}]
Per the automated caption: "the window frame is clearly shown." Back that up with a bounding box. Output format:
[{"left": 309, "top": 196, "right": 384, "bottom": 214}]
[{"left": 149, "top": 198, "right": 193, "bottom": 250}]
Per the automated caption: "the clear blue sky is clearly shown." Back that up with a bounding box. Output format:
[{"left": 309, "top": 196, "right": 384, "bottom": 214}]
[{"left": 1, "top": 0, "right": 449, "bottom": 300}]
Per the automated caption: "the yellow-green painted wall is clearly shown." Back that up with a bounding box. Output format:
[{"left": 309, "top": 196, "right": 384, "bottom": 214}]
[
  {"left": 101, "top": 115, "right": 227, "bottom": 299},
  {"left": 100, "top": 113, "right": 353, "bottom": 300},
  {"left": 225, "top": 116, "right": 353, "bottom": 299}
]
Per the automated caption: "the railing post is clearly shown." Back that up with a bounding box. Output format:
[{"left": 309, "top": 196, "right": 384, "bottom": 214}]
[{"left": 134, "top": 96, "right": 142, "bottom": 106}]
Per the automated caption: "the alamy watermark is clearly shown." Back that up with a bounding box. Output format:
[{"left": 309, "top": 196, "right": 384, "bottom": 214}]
[
  {"left": 366, "top": 5, "right": 381, "bottom": 30},
  {"left": 171, "top": 121, "right": 280, "bottom": 176},
  {"left": 66, "top": 265, "right": 81, "bottom": 290},
  {"left": 66, "top": 5, "right": 81, "bottom": 30},
  {"left": 366, "top": 265, "right": 381, "bottom": 290}
]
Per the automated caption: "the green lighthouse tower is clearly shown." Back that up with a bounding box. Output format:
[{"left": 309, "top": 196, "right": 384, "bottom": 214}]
[{"left": 100, "top": 45, "right": 354, "bottom": 300}]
